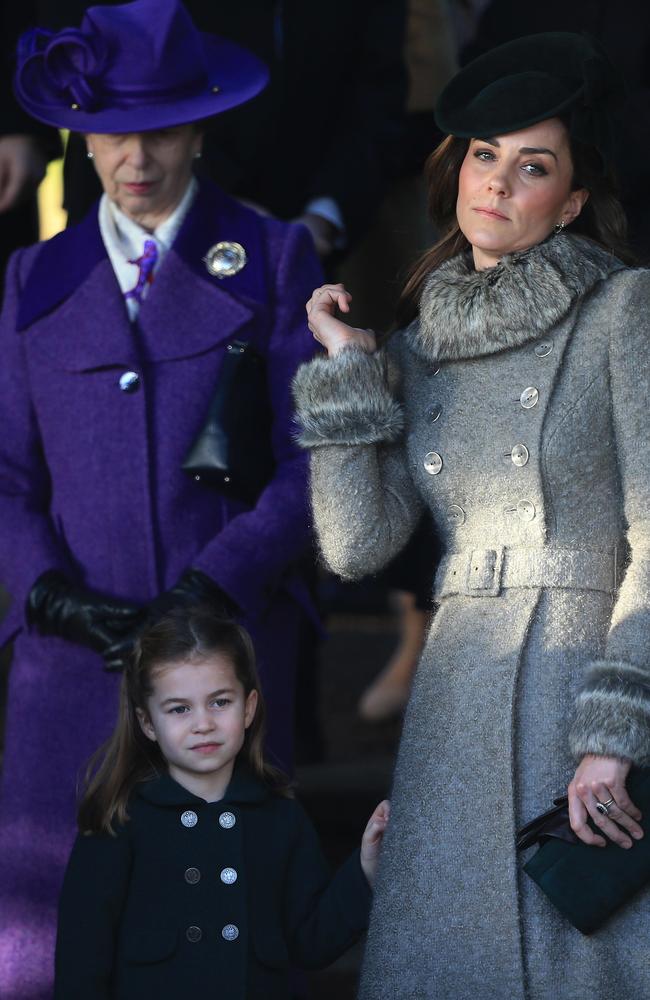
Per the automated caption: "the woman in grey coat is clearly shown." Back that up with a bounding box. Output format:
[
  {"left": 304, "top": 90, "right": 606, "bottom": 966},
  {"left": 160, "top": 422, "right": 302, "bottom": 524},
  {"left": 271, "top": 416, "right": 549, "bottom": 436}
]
[{"left": 292, "top": 33, "right": 650, "bottom": 1000}]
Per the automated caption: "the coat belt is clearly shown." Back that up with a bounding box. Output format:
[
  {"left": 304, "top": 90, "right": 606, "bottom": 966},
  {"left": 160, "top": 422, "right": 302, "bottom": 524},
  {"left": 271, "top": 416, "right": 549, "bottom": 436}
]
[{"left": 434, "top": 545, "right": 621, "bottom": 599}]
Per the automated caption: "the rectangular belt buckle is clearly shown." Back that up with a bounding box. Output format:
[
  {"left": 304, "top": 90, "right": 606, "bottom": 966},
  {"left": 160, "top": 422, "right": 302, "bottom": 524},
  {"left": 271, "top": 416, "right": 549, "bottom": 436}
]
[{"left": 464, "top": 547, "right": 504, "bottom": 597}]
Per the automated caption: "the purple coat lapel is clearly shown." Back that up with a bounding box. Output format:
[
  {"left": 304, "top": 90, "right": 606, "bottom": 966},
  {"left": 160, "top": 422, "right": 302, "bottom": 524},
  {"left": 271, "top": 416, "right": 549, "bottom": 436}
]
[
  {"left": 16, "top": 209, "right": 106, "bottom": 333},
  {"left": 26, "top": 259, "right": 140, "bottom": 371},
  {"left": 17, "top": 181, "right": 271, "bottom": 365},
  {"left": 138, "top": 182, "right": 269, "bottom": 361}
]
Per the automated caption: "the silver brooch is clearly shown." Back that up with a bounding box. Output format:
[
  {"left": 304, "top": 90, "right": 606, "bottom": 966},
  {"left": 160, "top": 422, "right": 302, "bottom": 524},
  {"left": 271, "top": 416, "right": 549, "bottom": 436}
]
[{"left": 204, "top": 241, "right": 247, "bottom": 279}]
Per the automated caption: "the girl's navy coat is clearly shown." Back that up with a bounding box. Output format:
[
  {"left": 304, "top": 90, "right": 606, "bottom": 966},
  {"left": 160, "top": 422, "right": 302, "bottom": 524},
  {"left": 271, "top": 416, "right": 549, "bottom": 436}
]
[{"left": 54, "top": 764, "right": 371, "bottom": 999}]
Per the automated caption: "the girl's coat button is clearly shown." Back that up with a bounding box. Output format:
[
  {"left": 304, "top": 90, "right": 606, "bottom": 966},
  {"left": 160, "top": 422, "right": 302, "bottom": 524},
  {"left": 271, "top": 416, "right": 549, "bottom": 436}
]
[
  {"left": 181, "top": 810, "right": 198, "bottom": 828},
  {"left": 219, "top": 811, "right": 236, "bottom": 829}
]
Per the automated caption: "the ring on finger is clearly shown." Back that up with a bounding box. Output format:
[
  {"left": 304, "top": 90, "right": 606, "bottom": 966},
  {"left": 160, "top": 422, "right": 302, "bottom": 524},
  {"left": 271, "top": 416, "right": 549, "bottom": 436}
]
[{"left": 595, "top": 798, "right": 614, "bottom": 817}]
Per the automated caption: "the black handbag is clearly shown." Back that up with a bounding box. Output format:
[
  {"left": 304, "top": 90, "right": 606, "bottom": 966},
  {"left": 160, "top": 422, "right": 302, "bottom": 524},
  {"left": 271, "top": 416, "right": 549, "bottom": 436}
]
[
  {"left": 517, "top": 768, "right": 650, "bottom": 934},
  {"left": 182, "top": 340, "right": 275, "bottom": 504}
]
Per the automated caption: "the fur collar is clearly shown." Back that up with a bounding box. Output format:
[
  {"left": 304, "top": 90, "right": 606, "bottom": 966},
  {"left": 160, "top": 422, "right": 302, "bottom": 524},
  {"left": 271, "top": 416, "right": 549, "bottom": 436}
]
[{"left": 411, "top": 233, "right": 622, "bottom": 363}]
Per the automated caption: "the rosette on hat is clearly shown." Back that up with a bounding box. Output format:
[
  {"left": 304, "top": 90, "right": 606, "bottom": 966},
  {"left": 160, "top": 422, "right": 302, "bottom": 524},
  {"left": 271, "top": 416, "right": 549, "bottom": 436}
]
[
  {"left": 18, "top": 27, "right": 109, "bottom": 113},
  {"left": 435, "top": 33, "right": 625, "bottom": 168},
  {"left": 13, "top": 0, "right": 269, "bottom": 133}
]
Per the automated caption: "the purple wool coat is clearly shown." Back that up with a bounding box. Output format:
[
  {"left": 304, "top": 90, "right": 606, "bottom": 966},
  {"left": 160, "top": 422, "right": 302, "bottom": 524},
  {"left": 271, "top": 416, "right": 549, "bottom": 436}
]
[{"left": 0, "top": 180, "right": 321, "bottom": 1000}]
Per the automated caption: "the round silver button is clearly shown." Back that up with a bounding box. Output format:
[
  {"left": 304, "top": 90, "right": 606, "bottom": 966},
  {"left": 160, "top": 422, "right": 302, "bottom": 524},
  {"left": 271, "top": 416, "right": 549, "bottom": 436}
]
[
  {"left": 186, "top": 925, "right": 202, "bottom": 943},
  {"left": 118, "top": 370, "right": 140, "bottom": 393},
  {"left": 447, "top": 504, "right": 466, "bottom": 525},
  {"left": 424, "top": 452, "right": 443, "bottom": 475},
  {"left": 520, "top": 387, "right": 539, "bottom": 409},
  {"left": 517, "top": 499, "right": 536, "bottom": 521},
  {"left": 511, "top": 444, "right": 530, "bottom": 467},
  {"left": 428, "top": 405, "right": 442, "bottom": 422},
  {"left": 220, "top": 867, "right": 238, "bottom": 885},
  {"left": 534, "top": 340, "right": 553, "bottom": 358},
  {"left": 184, "top": 867, "right": 201, "bottom": 884},
  {"left": 181, "top": 810, "right": 198, "bottom": 828},
  {"left": 219, "top": 811, "right": 236, "bottom": 830},
  {"left": 222, "top": 924, "right": 239, "bottom": 942}
]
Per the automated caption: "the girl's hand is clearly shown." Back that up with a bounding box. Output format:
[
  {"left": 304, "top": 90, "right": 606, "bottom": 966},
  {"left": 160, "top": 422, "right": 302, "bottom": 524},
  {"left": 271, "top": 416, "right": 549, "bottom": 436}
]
[
  {"left": 306, "top": 283, "right": 377, "bottom": 357},
  {"left": 568, "top": 754, "right": 643, "bottom": 849},
  {"left": 360, "top": 799, "right": 390, "bottom": 886}
]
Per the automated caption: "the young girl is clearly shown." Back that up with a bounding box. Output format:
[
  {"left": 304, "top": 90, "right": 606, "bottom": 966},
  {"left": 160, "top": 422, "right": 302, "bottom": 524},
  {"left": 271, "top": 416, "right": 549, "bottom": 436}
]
[{"left": 54, "top": 607, "right": 389, "bottom": 999}]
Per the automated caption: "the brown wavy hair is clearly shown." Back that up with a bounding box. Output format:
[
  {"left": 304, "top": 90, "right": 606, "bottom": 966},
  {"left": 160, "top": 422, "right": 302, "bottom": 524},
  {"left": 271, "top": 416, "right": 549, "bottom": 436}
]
[
  {"left": 395, "top": 126, "right": 634, "bottom": 328},
  {"left": 78, "top": 607, "right": 291, "bottom": 835}
]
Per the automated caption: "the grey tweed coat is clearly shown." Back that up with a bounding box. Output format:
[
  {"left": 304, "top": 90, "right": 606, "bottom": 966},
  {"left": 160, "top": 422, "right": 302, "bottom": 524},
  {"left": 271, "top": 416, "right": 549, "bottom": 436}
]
[{"left": 293, "top": 233, "right": 650, "bottom": 1000}]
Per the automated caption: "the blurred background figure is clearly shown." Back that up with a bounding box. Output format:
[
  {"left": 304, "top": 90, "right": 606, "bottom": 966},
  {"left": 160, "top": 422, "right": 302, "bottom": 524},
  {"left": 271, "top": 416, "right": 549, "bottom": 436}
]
[{"left": 0, "top": 5, "right": 61, "bottom": 285}]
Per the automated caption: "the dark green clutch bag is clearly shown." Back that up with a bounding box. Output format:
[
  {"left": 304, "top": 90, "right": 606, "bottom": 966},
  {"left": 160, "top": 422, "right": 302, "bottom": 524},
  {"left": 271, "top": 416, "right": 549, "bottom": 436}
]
[{"left": 518, "top": 769, "right": 650, "bottom": 934}]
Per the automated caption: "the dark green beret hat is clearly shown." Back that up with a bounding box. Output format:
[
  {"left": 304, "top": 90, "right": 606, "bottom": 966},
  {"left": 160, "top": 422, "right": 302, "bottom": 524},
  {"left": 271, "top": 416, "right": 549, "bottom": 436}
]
[{"left": 435, "top": 32, "right": 624, "bottom": 167}]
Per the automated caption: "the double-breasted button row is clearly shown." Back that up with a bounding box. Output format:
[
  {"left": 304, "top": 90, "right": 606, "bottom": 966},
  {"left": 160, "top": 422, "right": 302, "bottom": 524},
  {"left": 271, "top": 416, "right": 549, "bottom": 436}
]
[
  {"left": 180, "top": 809, "right": 237, "bottom": 829},
  {"left": 185, "top": 924, "right": 240, "bottom": 943},
  {"left": 423, "top": 360, "right": 442, "bottom": 469},
  {"left": 184, "top": 866, "right": 238, "bottom": 884}
]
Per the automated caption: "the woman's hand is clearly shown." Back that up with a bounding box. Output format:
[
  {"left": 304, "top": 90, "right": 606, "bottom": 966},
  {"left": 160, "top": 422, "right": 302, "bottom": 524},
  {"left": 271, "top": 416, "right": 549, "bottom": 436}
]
[
  {"left": 306, "top": 283, "right": 377, "bottom": 357},
  {"left": 360, "top": 799, "right": 390, "bottom": 886},
  {"left": 568, "top": 754, "right": 643, "bottom": 848}
]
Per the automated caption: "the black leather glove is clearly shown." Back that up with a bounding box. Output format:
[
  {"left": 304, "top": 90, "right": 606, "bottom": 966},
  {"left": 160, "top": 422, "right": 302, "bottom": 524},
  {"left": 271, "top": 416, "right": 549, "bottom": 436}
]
[
  {"left": 27, "top": 570, "right": 145, "bottom": 671},
  {"left": 145, "top": 568, "right": 239, "bottom": 625}
]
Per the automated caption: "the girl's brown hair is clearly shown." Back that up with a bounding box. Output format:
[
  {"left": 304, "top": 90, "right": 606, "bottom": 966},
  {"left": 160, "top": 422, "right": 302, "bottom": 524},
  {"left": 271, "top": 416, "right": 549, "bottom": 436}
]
[
  {"left": 78, "top": 606, "right": 291, "bottom": 835},
  {"left": 395, "top": 126, "right": 634, "bottom": 328}
]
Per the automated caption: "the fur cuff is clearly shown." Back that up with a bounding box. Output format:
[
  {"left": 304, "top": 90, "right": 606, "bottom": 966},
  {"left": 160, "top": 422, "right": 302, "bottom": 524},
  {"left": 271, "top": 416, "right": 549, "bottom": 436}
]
[
  {"left": 292, "top": 346, "right": 403, "bottom": 448},
  {"left": 569, "top": 661, "right": 650, "bottom": 765}
]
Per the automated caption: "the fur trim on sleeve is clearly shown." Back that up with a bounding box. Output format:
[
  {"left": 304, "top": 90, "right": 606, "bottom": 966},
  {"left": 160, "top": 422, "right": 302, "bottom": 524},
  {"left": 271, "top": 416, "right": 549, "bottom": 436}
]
[
  {"left": 569, "top": 661, "right": 650, "bottom": 765},
  {"left": 292, "top": 345, "right": 403, "bottom": 448}
]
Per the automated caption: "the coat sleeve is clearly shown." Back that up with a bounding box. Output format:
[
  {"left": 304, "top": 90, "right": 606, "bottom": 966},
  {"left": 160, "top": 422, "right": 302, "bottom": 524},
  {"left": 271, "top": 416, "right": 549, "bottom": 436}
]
[
  {"left": 283, "top": 803, "right": 372, "bottom": 969},
  {"left": 0, "top": 248, "right": 76, "bottom": 642},
  {"left": 54, "top": 828, "right": 132, "bottom": 1000},
  {"left": 292, "top": 343, "right": 424, "bottom": 580},
  {"left": 570, "top": 269, "right": 650, "bottom": 766},
  {"left": 191, "top": 224, "right": 322, "bottom": 619}
]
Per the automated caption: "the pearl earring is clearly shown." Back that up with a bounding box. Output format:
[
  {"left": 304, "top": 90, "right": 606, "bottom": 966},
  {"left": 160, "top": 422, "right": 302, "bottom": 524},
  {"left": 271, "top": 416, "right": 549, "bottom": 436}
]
[{"left": 87, "top": 151, "right": 94, "bottom": 160}]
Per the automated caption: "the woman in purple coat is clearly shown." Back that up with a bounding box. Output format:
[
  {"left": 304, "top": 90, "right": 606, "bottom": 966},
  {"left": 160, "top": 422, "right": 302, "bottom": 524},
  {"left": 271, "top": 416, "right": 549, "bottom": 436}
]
[{"left": 0, "top": 2, "right": 321, "bottom": 996}]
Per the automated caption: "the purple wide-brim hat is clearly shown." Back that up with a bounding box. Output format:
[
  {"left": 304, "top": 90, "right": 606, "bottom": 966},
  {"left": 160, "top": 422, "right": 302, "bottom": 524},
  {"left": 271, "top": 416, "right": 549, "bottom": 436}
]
[{"left": 14, "top": 0, "right": 269, "bottom": 133}]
